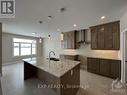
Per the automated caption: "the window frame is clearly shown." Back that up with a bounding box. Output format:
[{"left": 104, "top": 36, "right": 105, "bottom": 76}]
[{"left": 13, "top": 38, "right": 37, "bottom": 57}]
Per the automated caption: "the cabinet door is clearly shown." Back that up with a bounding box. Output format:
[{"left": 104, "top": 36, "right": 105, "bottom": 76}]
[
  {"left": 97, "top": 25, "right": 105, "bottom": 49},
  {"left": 61, "top": 31, "right": 76, "bottom": 49},
  {"left": 70, "top": 31, "right": 76, "bottom": 49},
  {"left": 112, "top": 21, "right": 120, "bottom": 50},
  {"left": 87, "top": 58, "right": 100, "bottom": 73},
  {"left": 0, "top": 23, "right": 1, "bottom": 74},
  {"left": 110, "top": 60, "right": 121, "bottom": 79},
  {"left": 104, "top": 24, "right": 113, "bottom": 49},
  {"left": 62, "top": 32, "right": 68, "bottom": 49},
  {"left": 91, "top": 27, "right": 98, "bottom": 49},
  {"left": 100, "top": 59, "right": 110, "bottom": 76}
]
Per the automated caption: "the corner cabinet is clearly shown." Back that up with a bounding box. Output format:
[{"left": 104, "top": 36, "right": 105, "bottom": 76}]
[
  {"left": 87, "top": 57, "right": 121, "bottom": 79},
  {"left": 61, "top": 31, "right": 76, "bottom": 49},
  {"left": 90, "top": 21, "right": 120, "bottom": 50}
]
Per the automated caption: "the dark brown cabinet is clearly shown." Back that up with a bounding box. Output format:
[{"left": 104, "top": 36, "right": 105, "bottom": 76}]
[
  {"left": 87, "top": 58, "right": 100, "bottom": 73},
  {"left": 61, "top": 31, "right": 76, "bottom": 49},
  {"left": 90, "top": 21, "right": 120, "bottom": 50},
  {"left": 0, "top": 23, "right": 2, "bottom": 75},
  {"left": 87, "top": 57, "right": 121, "bottom": 79},
  {"left": 91, "top": 27, "right": 98, "bottom": 49},
  {"left": 99, "top": 59, "right": 110, "bottom": 76}
]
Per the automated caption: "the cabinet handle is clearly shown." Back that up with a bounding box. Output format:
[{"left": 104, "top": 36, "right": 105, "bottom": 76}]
[
  {"left": 71, "top": 70, "right": 73, "bottom": 76},
  {"left": 100, "top": 27, "right": 104, "bottom": 31}
]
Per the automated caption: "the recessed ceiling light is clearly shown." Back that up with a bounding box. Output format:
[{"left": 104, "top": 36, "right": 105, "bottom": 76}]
[
  {"left": 73, "top": 24, "right": 77, "bottom": 27},
  {"left": 57, "top": 28, "right": 60, "bottom": 31},
  {"left": 47, "top": 16, "right": 52, "bottom": 20},
  {"left": 101, "top": 16, "right": 106, "bottom": 19},
  {"left": 32, "top": 32, "right": 36, "bottom": 35},
  {"left": 39, "top": 21, "right": 43, "bottom": 24},
  {"left": 59, "top": 7, "right": 66, "bottom": 13}
]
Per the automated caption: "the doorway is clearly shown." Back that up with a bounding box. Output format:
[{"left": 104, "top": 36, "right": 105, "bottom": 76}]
[{"left": 121, "top": 28, "right": 127, "bottom": 83}]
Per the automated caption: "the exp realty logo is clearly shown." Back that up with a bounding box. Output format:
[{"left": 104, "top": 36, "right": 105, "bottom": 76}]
[
  {"left": 111, "top": 78, "right": 126, "bottom": 93},
  {"left": 0, "top": 0, "right": 15, "bottom": 18}
]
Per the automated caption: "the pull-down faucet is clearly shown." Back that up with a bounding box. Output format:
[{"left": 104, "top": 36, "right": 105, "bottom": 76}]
[{"left": 49, "top": 51, "right": 55, "bottom": 61}]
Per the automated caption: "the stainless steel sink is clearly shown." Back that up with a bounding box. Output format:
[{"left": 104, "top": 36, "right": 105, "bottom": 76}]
[{"left": 47, "top": 57, "right": 60, "bottom": 61}]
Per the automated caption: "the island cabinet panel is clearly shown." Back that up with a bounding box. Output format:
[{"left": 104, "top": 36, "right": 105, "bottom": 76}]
[
  {"left": 87, "top": 57, "right": 121, "bottom": 79},
  {"left": 90, "top": 21, "right": 120, "bottom": 50},
  {"left": 61, "top": 31, "right": 76, "bottom": 49},
  {"left": 24, "top": 60, "right": 80, "bottom": 95},
  {"left": 24, "top": 62, "right": 37, "bottom": 80},
  {"left": 60, "top": 64, "right": 80, "bottom": 95}
]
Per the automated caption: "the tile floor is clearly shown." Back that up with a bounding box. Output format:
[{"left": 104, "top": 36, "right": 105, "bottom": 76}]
[{"left": 1, "top": 63, "right": 127, "bottom": 95}]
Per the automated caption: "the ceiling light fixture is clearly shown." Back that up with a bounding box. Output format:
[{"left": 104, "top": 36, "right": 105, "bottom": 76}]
[
  {"left": 57, "top": 28, "right": 61, "bottom": 32},
  {"left": 59, "top": 7, "right": 66, "bottom": 13},
  {"left": 101, "top": 16, "right": 106, "bottom": 19},
  {"left": 61, "top": 32, "right": 64, "bottom": 41},
  {"left": 47, "top": 16, "right": 52, "bottom": 20},
  {"left": 48, "top": 35, "right": 51, "bottom": 40},
  {"left": 32, "top": 32, "right": 36, "bottom": 35},
  {"left": 39, "top": 37, "right": 42, "bottom": 43},
  {"left": 73, "top": 24, "right": 77, "bottom": 27},
  {"left": 39, "top": 21, "right": 43, "bottom": 24}
]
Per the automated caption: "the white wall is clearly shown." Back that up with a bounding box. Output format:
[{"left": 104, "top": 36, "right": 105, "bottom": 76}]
[
  {"left": 120, "top": 10, "right": 127, "bottom": 83},
  {"left": 2, "top": 33, "right": 42, "bottom": 64},
  {"left": 121, "top": 11, "right": 127, "bottom": 32}
]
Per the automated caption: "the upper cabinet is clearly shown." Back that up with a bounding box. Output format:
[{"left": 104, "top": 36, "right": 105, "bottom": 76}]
[
  {"left": 90, "top": 21, "right": 120, "bottom": 50},
  {"left": 61, "top": 31, "right": 76, "bottom": 49}
]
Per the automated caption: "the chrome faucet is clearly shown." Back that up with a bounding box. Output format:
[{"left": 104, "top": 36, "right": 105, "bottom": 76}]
[{"left": 49, "top": 51, "right": 55, "bottom": 61}]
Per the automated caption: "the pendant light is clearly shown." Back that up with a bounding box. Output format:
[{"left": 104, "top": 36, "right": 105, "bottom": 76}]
[
  {"left": 39, "top": 37, "right": 42, "bottom": 43},
  {"left": 48, "top": 35, "right": 51, "bottom": 40},
  {"left": 61, "top": 32, "right": 64, "bottom": 41}
]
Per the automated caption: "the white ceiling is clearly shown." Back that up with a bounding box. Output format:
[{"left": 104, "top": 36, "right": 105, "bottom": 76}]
[{"left": 0, "top": 0, "right": 127, "bottom": 37}]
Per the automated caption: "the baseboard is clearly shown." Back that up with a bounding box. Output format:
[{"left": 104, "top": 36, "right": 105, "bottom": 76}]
[{"left": 2, "top": 60, "right": 23, "bottom": 66}]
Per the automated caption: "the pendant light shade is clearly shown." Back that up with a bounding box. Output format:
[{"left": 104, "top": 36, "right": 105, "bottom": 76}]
[
  {"left": 61, "top": 32, "right": 64, "bottom": 41},
  {"left": 39, "top": 37, "right": 42, "bottom": 43},
  {"left": 48, "top": 35, "right": 51, "bottom": 40}
]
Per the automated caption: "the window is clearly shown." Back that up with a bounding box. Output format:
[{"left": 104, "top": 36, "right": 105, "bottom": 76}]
[
  {"left": 14, "top": 43, "right": 20, "bottom": 56},
  {"left": 13, "top": 38, "right": 36, "bottom": 56}
]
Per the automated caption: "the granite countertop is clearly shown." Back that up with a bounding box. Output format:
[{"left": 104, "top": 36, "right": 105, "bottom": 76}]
[{"left": 23, "top": 57, "right": 80, "bottom": 78}]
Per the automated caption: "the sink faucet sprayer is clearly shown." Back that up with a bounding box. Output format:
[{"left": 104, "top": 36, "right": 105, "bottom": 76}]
[{"left": 49, "top": 51, "right": 55, "bottom": 62}]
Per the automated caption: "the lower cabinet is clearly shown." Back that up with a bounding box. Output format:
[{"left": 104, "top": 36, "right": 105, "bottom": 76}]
[
  {"left": 87, "top": 58, "right": 100, "bottom": 73},
  {"left": 99, "top": 59, "right": 111, "bottom": 76},
  {"left": 87, "top": 57, "right": 121, "bottom": 79}
]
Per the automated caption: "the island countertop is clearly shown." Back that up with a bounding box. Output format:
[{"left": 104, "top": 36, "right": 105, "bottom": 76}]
[{"left": 23, "top": 57, "right": 80, "bottom": 78}]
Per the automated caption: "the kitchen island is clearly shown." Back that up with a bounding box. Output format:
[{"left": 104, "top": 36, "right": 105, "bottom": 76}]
[{"left": 23, "top": 57, "right": 80, "bottom": 95}]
